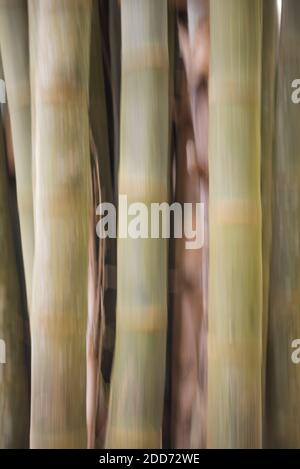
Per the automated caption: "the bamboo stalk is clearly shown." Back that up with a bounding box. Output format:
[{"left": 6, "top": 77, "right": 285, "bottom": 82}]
[
  {"left": 171, "top": 62, "right": 201, "bottom": 448},
  {"left": 28, "top": 0, "right": 38, "bottom": 213},
  {"left": 0, "top": 60, "right": 30, "bottom": 448},
  {"left": 266, "top": 0, "right": 300, "bottom": 448},
  {"left": 90, "top": 0, "right": 113, "bottom": 206},
  {"left": 208, "top": 0, "right": 263, "bottom": 448},
  {"left": 89, "top": 0, "right": 116, "bottom": 396},
  {"left": 87, "top": 0, "right": 113, "bottom": 449},
  {"left": 261, "top": 0, "right": 277, "bottom": 437},
  {"left": 109, "top": 0, "right": 121, "bottom": 197},
  {"left": 105, "top": 0, "right": 169, "bottom": 449},
  {"left": 0, "top": 0, "right": 34, "bottom": 311},
  {"left": 187, "top": 0, "right": 209, "bottom": 449},
  {"left": 30, "top": 0, "right": 92, "bottom": 448},
  {"left": 176, "top": 0, "right": 209, "bottom": 447}
]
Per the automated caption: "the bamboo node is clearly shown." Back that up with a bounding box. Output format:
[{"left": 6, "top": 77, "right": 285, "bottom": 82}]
[{"left": 212, "top": 199, "right": 261, "bottom": 225}]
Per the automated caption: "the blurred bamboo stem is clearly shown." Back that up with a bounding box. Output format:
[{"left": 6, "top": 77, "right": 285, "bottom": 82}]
[
  {"left": 266, "top": 0, "right": 300, "bottom": 448},
  {"left": 208, "top": 0, "right": 263, "bottom": 448},
  {"left": 28, "top": 0, "right": 38, "bottom": 214},
  {"left": 0, "top": 59, "right": 30, "bottom": 448},
  {"left": 0, "top": 0, "right": 34, "bottom": 311},
  {"left": 109, "top": 0, "right": 121, "bottom": 196},
  {"left": 30, "top": 0, "right": 92, "bottom": 448},
  {"left": 261, "top": 0, "right": 277, "bottom": 434},
  {"left": 87, "top": 0, "right": 113, "bottom": 449},
  {"left": 106, "top": 0, "right": 169, "bottom": 449},
  {"left": 188, "top": 0, "right": 208, "bottom": 44}
]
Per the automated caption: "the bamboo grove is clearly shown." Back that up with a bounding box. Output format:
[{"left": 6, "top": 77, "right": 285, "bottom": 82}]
[{"left": 0, "top": 0, "right": 299, "bottom": 450}]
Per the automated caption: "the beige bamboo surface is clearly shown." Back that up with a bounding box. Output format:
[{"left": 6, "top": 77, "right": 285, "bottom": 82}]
[{"left": 30, "top": 0, "right": 92, "bottom": 448}]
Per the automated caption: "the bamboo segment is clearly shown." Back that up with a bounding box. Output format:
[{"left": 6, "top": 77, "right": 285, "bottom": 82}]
[
  {"left": 0, "top": 0, "right": 34, "bottom": 311},
  {"left": 266, "top": 0, "right": 300, "bottom": 448},
  {"left": 89, "top": 0, "right": 116, "bottom": 398},
  {"left": 106, "top": 0, "right": 169, "bottom": 449},
  {"left": 30, "top": 0, "right": 92, "bottom": 448},
  {"left": 171, "top": 63, "right": 201, "bottom": 448},
  {"left": 109, "top": 0, "right": 121, "bottom": 195},
  {"left": 261, "top": 0, "right": 277, "bottom": 434},
  {"left": 208, "top": 0, "right": 263, "bottom": 448},
  {"left": 0, "top": 64, "right": 30, "bottom": 448},
  {"left": 28, "top": 0, "right": 38, "bottom": 212}
]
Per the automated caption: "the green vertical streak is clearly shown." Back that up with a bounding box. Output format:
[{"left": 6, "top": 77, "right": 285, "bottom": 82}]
[
  {"left": 106, "top": 0, "right": 169, "bottom": 449},
  {"left": 208, "top": 0, "right": 263, "bottom": 448}
]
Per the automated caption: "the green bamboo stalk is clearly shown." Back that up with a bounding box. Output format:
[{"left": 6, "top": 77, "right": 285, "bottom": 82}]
[
  {"left": 105, "top": 0, "right": 169, "bottom": 448},
  {"left": 0, "top": 60, "right": 30, "bottom": 448},
  {"left": 30, "top": 0, "right": 92, "bottom": 448},
  {"left": 266, "top": 0, "right": 300, "bottom": 448},
  {"left": 0, "top": 0, "right": 34, "bottom": 311},
  {"left": 261, "top": 0, "right": 277, "bottom": 435},
  {"left": 109, "top": 0, "right": 121, "bottom": 196},
  {"left": 208, "top": 0, "right": 263, "bottom": 448}
]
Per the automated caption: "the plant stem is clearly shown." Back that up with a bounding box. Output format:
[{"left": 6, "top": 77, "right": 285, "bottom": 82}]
[{"left": 208, "top": 0, "right": 263, "bottom": 448}]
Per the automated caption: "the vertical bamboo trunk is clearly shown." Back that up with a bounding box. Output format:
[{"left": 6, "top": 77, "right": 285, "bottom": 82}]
[
  {"left": 266, "top": 0, "right": 300, "bottom": 448},
  {"left": 176, "top": 0, "right": 209, "bottom": 448},
  {"left": 106, "top": 0, "right": 169, "bottom": 448},
  {"left": 90, "top": 0, "right": 113, "bottom": 206},
  {"left": 187, "top": 0, "right": 209, "bottom": 449},
  {"left": 30, "top": 0, "right": 92, "bottom": 448},
  {"left": 162, "top": 3, "right": 175, "bottom": 447},
  {"left": 89, "top": 0, "right": 116, "bottom": 388},
  {"left": 261, "top": 0, "right": 277, "bottom": 435},
  {"left": 0, "top": 0, "right": 34, "bottom": 311},
  {"left": 0, "top": 62, "right": 30, "bottom": 448},
  {"left": 171, "top": 59, "right": 201, "bottom": 448},
  {"left": 87, "top": 0, "right": 114, "bottom": 448},
  {"left": 28, "top": 0, "right": 38, "bottom": 210},
  {"left": 208, "top": 0, "right": 262, "bottom": 448},
  {"left": 109, "top": 0, "right": 121, "bottom": 196}
]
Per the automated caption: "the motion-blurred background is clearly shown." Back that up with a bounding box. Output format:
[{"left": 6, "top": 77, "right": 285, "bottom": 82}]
[{"left": 1, "top": 0, "right": 299, "bottom": 450}]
